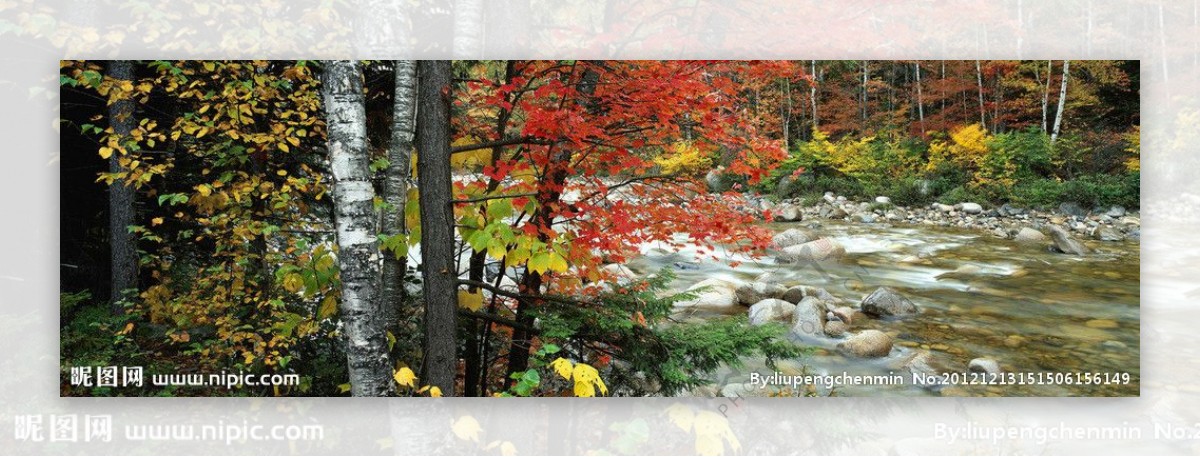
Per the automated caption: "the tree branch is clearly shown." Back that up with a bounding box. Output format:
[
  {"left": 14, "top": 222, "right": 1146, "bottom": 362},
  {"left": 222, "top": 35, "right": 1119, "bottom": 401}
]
[{"left": 450, "top": 136, "right": 551, "bottom": 154}]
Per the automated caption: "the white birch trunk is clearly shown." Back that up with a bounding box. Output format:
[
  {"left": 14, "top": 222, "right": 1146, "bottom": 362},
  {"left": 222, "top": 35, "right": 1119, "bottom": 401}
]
[
  {"left": 914, "top": 61, "right": 924, "bottom": 134},
  {"left": 321, "top": 60, "right": 392, "bottom": 397},
  {"left": 1051, "top": 60, "right": 1070, "bottom": 143},
  {"left": 1042, "top": 60, "right": 1052, "bottom": 132},
  {"left": 381, "top": 60, "right": 418, "bottom": 337},
  {"left": 810, "top": 60, "right": 819, "bottom": 130},
  {"left": 976, "top": 60, "right": 986, "bottom": 128}
]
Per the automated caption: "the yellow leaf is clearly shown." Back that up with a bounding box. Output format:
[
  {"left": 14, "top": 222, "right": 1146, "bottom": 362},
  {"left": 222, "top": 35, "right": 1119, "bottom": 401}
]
[
  {"left": 196, "top": 184, "right": 212, "bottom": 197},
  {"left": 451, "top": 416, "right": 481, "bottom": 442},
  {"left": 170, "top": 130, "right": 181, "bottom": 141},
  {"left": 457, "top": 290, "right": 483, "bottom": 312},
  {"left": 276, "top": 169, "right": 287, "bottom": 176},
  {"left": 572, "top": 363, "right": 607, "bottom": 397},
  {"left": 317, "top": 295, "right": 338, "bottom": 320},
  {"left": 549, "top": 358, "right": 573, "bottom": 380},
  {"left": 98, "top": 147, "right": 113, "bottom": 159},
  {"left": 282, "top": 273, "right": 304, "bottom": 293},
  {"left": 429, "top": 386, "right": 443, "bottom": 397},
  {"left": 286, "top": 136, "right": 300, "bottom": 146},
  {"left": 151, "top": 217, "right": 164, "bottom": 226},
  {"left": 279, "top": 142, "right": 290, "bottom": 153},
  {"left": 117, "top": 322, "right": 135, "bottom": 336},
  {"left": 393, "top": 367, "right": 416, "bottom": 388}
]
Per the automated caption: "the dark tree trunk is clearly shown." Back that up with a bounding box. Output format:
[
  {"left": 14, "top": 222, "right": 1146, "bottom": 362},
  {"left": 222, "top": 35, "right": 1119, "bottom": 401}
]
[
  {"left": 416, "top": 60, "right": 458, "bottom": 394},
  {"left": 321, "top": 60, "right": 393, "bottom": 397},
  {"left": 107, "top": 60, "right": 137, "bottom": 313}
]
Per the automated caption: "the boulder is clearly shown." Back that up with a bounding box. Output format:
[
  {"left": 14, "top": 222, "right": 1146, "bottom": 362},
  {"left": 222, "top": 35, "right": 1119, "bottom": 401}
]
[
  {"left": 824, "top": 321, "right": 848, "bottom": 337},
  {"left": 831, "top": 306, "right": 857, "bottom": 325},
  {"left": 838, "top": 330, "right": 893, "bottom": 358},
  {"left": 790, "top": 296, "right": 827, "bottom": 337},
  {"left": 674, "top": 278, "right": 740, "bottom": 311},
  {"left": 1093, "top": 226, "right": 1124, "bottom": 242},
  {"left": 967, "top": 358, "right": 1002, "bottom": 376},
  {"left": 705, "top": 169, "right": 726, "bottom": 193},
  {"left": 1059, "top": 202, "right": 1089, "bottom": 218},
  {"left": 874, "top": 196, "right": 891, "bottom": 205},
  {"left": 1013, "top": 227, "right": 1047, "bottom": 243},
  {"left": 735, "top": 282, "right": 788, "bottom": 306},
  {"left": 854, "top": 213, "right": 877, "bottom": 223},
  {"left": 777, "top": 238, "right": 846, "bottom": 263},
  {"left": 819, "top": 205, "right": 848, "bottom": 219},
  {"left": 748, "top": 299, "right": 796, "bottom": 326},
  {"left": 782, "top": 285, "right": 841, "bottom": 305},
  {"left": 960, "top": 202, "right": 983, "bottom": 214},
  {"left": 1106, "top": 205, "right": 1127, "bottom": 218},
  {"left": 771, "top": 228, "right": 814, "bottom": 248},
  {"left": 1047, "top": 225, "right": 1090, "bottom": 255},
  {"left": 773, "top": 204, "right": 803, "bottom": 222},
  {"left": 860, "top": 287, "right": 918, "bottom": 317},
  {"left": 933, "top": 203, "right": 955, "bottom": 213}
]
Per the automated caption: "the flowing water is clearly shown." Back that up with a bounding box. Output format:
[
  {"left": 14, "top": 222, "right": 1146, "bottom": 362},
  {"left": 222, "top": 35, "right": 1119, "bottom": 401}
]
[{"left": 628, "top": 221, "right": 1140, "bottom": 397}]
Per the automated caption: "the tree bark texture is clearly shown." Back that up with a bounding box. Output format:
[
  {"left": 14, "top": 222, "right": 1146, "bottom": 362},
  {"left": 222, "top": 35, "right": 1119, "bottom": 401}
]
[
  {"left": 381, "top": 60, "right": 418, "bottom": 338},
  {"left": 321, "top": 60, "right": 392, "bottom": 397},
  {"left": 1052, "top": 60, "right": 1070, "bottom": 143},
  {"left": 107, "top": 60, "right": 137, "bottom": 312},
  {"left": 416, "top": 60, "right": 458, "bottom": 394}
]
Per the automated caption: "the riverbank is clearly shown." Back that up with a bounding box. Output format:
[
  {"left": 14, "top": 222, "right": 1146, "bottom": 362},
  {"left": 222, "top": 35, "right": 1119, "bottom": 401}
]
[{"left": 631, "top": 193, "right": 1140, "bottom": 397}]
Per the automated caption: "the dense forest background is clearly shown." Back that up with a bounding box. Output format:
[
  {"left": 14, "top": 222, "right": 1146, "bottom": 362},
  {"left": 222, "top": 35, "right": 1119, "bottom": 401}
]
[{"left": 59, "top": 59, "right": 1138, "bottom": 397}]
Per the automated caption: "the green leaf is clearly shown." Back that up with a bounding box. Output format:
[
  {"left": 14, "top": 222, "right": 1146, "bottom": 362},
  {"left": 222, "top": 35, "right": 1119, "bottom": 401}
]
[
  {"left": 486, "top": 199, "right": 513, "bottom": 220},
  {"left": 528, "top": 252, "right": 551, "bottom": 275}
]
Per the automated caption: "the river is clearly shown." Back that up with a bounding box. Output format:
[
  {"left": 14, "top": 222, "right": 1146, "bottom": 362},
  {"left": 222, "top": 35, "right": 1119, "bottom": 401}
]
[{"left": 628, "top": 220, "right": 1140, "bottom": 397}]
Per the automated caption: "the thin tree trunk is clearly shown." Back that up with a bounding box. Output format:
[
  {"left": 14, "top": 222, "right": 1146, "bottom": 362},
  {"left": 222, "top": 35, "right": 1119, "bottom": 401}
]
[
  {"left": 322, "top": 60, "right": 392, "bottom": 397},
  {"left": 861, "top": 60, "right": 869, "bottom": 123},
  {"left": 416, "top": 60, "right": 458, "bottom": 394},
  {"left": 107, "top": 60, "right": 137, "bottom": 313},
  {"left": 1051, "top": 60, "right": 1070, "bottom": 143},
  {"left": 453, "top": 0, "right": 484, "bottom": 58},
  {"left": 975, "top": 60, "right": 986, "bottom": 129},
  {"left": 781, "top": 78, "right": 791, "bottom": 149},
  {"left": 381, "top": 60, "right": 418, "bottom": 347},
  {"left": 1042, "top": 60, "right": 1052, "bottom": 132},
  {"left": 914, "top": 61, "right": 924, "bottom": 134},
  {"left": 810, "top": 60, "right": 818, "bottom": 130}
]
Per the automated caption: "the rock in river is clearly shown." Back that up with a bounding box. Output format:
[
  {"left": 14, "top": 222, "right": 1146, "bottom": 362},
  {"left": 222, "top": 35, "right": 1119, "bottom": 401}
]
[
  {"left": 772, "top": 228, "right": 814, "bottom": 248},
  {"left": 960, "top": 202, "right": 983, "bottom": 214},
  {"left": 790, "top": 296, "right": 827, "bottom": 337},
  {"left": 860, "top": 287, "right": 918, "bottom": 317},
  {"left": 748, "top": 298, "right": 796, "bottom": 326},
  {"left": 777, "top": 238, "right": 846, "bottom": 263},
  {"left": 1093, "top": 226, "right": 1124, "bottom": 242},
  {"left": 674, "top": 278, "right": 740, "bottom": 312},
  {"left": 1047, "top": 225, "right": 1090, "bottom": 255},
  {"left": 838, "top": 330, "right": 893, "bottom": 358},
  {"left": 1013, "top": 227, "right": 1047, "bottom": 243},
  {"left": 968, "top": 357, "right": 1002, "bottom": 375},
  {"left": 735, "top": 281, "right": 788, "bottom": 306},
  {"left": 773, "top": 204, "right": 803, "bottom": 222}
]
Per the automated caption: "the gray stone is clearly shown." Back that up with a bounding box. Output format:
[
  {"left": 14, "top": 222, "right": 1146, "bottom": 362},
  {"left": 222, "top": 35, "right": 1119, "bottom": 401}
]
[
  {"left": 831, "top": 306, "right": 857, "bottom": 325},
  {"left": 777, "top": 238, "right": 846, "bottom": 263},
  {"left": 772, "top": 228, "right": 814, "bottom": 248},
  {"left": 773, "top": 204, "right": 803, "bottom": 222},
  {"left": 1013, "top": 227, "right": 1047, "bottom": 243},
  {"left": 838, "top": 330, "right": 893, "bottom": 358},
  {"left": 968, "top": 358, "right": 1002, "bottom": 375},
  {"left": 1059, "top": 202, "right": 1089, "bottom": 217},
  {"left": 735, "top": 281, "right": 788, "bottom": 306},
  {"left": 1047, "top": 225, "right": 1090, "bottom": 255},
  {"left": 960, "top": 202, "right": 983, "bottom": 214},
  {"left": 1106, "top": 205, "right": 1126, "bottom": 217},
  {"left": 790, "top": 296, "right": 827, "bottom": 337},
  {"left": 824, "top": 321, "right": 849, "bottom": 337},
  {"left": 748, "top": 299, "right": 796, "bottom": 326},
  {"left": 860, "top": 287, "right": 919, "bottom": 317},
  {"left": 674, "top": 278, "right": 740, "bottom": 311},
  {"left": 1093, "top": 226, "right": 1124, "bottom": 242}
]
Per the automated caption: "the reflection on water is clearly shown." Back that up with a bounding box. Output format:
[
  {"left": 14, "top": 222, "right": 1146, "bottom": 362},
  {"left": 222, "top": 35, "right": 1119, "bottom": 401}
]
[{"left": 628, "top": 221, "right": 1140, "bottom": 397}]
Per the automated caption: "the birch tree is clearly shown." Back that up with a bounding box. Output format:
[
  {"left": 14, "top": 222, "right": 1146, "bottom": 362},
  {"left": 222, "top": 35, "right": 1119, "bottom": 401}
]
[
  {"left": 321, "top": 60, "right": 392, "bottom": 397},
  {"left": 914, "top": 60, "right": 925, "bottom": 134},
  {"left": 1042, "top": 60, "right": 1052, "bottom": 132},
  {"left": 975, "top": 60, "right": 986, "bottom": 128},
  {"left": 1051, "top": 60, "right": 1070, "bottom": 143},
  {"left": 416, "top": 60, "right": 458, "bottom": 394},
  {"left": 107, "top": 60, "right": 137, "bottom": 312},
  {"left": 381, "top": 60, "right": 417, "bottom": 335}
]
